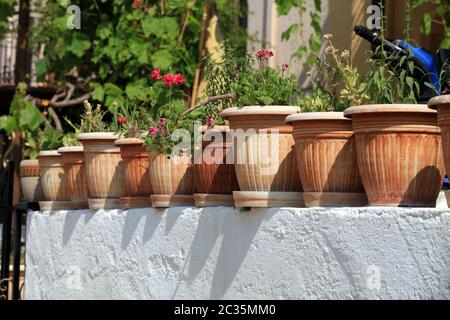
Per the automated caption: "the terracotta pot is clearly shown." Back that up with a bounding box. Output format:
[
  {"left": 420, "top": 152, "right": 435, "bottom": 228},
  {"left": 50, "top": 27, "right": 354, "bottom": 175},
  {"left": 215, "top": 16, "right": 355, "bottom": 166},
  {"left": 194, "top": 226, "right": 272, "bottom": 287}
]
[
  {"left": 19, "top": 159, "right": 44, "bottom": 203},
  {"left": 148, "top": 152, "right": 194, "bottom": 207},
  {"left": 220, "top": 106, "right": 303, "bottom": 207},
  {"left": 286, "top": 112, "right": 367, "bottom": 207},
  {"left": 193, "top": 126, "right": 239, "bottom": 207},
  {"left": 57, "top": 146, "right": 88, "bottom": 209},
  {"left": 344, "top": 104, "right": 445, "bottom": 207},
  {"left": 115, "top": 138, "right": 152, "bottom": 209},
  {"left": 38, "top": 150, "right": 72, "bottom": 210},
  {"left": 77, "top": 132, "right": 124, "bottom": 210}
]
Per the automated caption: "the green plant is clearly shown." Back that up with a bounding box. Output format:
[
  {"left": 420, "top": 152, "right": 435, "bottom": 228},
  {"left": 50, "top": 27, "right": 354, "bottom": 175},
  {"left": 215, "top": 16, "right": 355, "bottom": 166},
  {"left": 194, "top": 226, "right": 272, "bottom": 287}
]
[
  {"left": 301, "top": 34, "right": 368, "bottom": 112},
  {"left": 78, "top": 100, "right": 117, "bottom": 133},
  {"left": 412, "top": 0, "right": 450, "bottom": 49},
  {"left": 115, "top": 100, "right": 151, "bottom": 139}
]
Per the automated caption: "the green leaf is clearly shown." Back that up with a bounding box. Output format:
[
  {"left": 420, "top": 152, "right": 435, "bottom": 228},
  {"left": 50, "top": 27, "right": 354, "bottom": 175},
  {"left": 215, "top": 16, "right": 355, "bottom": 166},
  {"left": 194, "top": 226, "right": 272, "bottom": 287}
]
[
  {"left": 0, "top": 115, "right": 17, "bottom": 134},
  {"left": 35, "top": 57, "right": 49, "bottom": 80},
  {"left": 421, "top": 13, "right": 432, "bottom": 35},
  {"left": 281, "top": 24, "right": 299, "bottom": 41},
  {"left": 96, "top": 22, "right": 113, "bottom": 40},
  {"left": 68, "top": 33, "right": 91, "bottom": 58},
  {"left": 19, "top": 102, "right": 42, "bottom": 131},
  {"left": 151, "top": 49, "right": 174, "bottom": 69},
  {"left": 125, "top": 82, "right": 148, "bottom": 101},
  {"left": 92, "top": 85, "right": 105, "bottom": 102}
]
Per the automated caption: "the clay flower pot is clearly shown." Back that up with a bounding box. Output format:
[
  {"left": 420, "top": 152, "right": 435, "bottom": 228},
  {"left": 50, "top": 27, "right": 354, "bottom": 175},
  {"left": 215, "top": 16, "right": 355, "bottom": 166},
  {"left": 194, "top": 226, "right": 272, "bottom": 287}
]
[
  {"left": 19, "top": 159, "right": 44, "bottom": 203},
  {"left": 344, "top": 104, "right": 445, "bottom": 207},
  {"left": 38, "top": 150, "right": 72, "bottom": 211},
  {"left": 428, "top": 94, "right": 450, "bottom": 206},
  {"left": 115, "top": 138, "right": 152, "bottom": 209},
  {"left": 193, "top": 126, "right": 239, "bottom": 207},
  {"left": 57, "top": 146, "right": 88, "bottom": 209},
  {"left": 77, "top": 132, "right": 124, "bottom": 210},
  {"left": 220, "top": 106, "right": 303, "bottom": 207},
  {"left": 148, "top": 152, "right": 194, "bottom": 207},
  {"left": 286, "top": 112, "right": 367, "bottom": 207}
]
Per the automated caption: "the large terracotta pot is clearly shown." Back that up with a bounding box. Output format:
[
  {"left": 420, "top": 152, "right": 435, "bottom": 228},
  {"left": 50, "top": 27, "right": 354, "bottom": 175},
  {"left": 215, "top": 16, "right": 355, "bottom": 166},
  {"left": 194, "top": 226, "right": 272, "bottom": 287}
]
[
  {"left": 344, "top": 104, "right": 445, "bottom": 207},
  {"left": 115, "top": 138, "right": 152, "bottom": 209},
  {"left": 57, "top": 146, "right": 88, "bottom": 209},
  {"left": 19, "top": 159, "right": 44, "bottom": 203},
  {"left": 38, "top": 150, "right": 72, "bottom": 211},
  {"left": 428, "top": 95, "right": 450, "bottom": 206},
  {"left": 77, "top": 132, "right": 124, "bottom": 210},
  {"left": 148, "top": 152, "right": 194, "bottom": 207},
  {"left": 193, "top": 126, "right": 239, "bottom": 207},
  {"left": 220, "top": 106, "right": 303, "bottom": 207},
  {"left": 286, "top": 112, "right": 367, "bottom": 207}
]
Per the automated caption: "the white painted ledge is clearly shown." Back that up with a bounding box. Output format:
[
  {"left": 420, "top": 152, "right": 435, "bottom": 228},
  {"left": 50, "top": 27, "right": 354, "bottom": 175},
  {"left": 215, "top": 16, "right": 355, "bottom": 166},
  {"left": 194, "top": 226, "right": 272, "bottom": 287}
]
[{"left": 25, "top": 207, "right": 450, "bottom": 300}]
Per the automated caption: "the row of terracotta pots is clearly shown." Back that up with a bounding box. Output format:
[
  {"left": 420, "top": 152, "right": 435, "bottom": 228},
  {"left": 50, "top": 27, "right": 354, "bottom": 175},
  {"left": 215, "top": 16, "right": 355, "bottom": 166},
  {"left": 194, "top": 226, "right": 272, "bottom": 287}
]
[{"left": 19, "top": 100, "right": 449, "bottom": 210}]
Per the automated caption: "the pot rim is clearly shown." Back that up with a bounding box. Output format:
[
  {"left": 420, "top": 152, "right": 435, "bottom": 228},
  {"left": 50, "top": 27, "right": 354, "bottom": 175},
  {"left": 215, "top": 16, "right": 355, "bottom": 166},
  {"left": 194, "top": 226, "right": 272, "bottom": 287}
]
[
  {"left": 114, "top": 138, "right": 144, "bottom": 146},
  {"left": 344, "top": 104, "right": 433, "bottom": 118},
  {"left": 286, "top": 112, "right": 348, "bottom": 124},
  {"left": 38, "top": 150, "right": 61, "bottom": 157},
  {"left": 197, "top": 125, "right": 230, "bottom": 133},
  {"left": 76, "top": 132, "right": 120, "bottom": 141},
  {"left": 428, "top": 94, "right": 450, "bottom": 109},
  {"left": 220, "top": 106, "right": 300, "bottom": 120},
  {"left": 20, "top": 159, "right": 39, "bottom": 166},
  {"left": 57, "top": 146, "right": 84, "bottom": 153}
]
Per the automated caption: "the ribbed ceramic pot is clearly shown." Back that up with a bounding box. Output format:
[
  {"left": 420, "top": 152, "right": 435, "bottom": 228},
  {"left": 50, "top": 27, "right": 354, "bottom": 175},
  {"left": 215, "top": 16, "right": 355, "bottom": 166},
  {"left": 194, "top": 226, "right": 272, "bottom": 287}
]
[
  {"left": 193, "top": 126, "right": 239, "bottom": 207},
  {"left": 286, "top": 112, "right": 367, "bottom": 207},
  {"left": 344, "top": 104, "right": 445, "bottom": 207},
  {"left": 115, "top": 138, "right": 152, "bottom": 209},
  {"left": 220, "top": 106, "right": 304, "bottom": 208},
  {"left": 77, "top": 132, "right": 124, "bottom": 210},
  {"left": 19, "top": 159, "right": 44, "bottom": 202},
  {"left": 148, "top": 152, "right": 194, "bottom": 208},
  {"left": 38, "top": 150, "right": 72, "bottom": 210},
  {"left": 57, "top": 146, "right": 88, "bottom": 209}
]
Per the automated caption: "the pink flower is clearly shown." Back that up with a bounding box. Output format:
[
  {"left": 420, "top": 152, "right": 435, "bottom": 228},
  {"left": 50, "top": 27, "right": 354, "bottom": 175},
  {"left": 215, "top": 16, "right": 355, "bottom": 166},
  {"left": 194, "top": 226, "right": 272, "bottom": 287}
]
[
  {"left": 151, "top": 68, "right": 161, "bottom": 80},
  {"left": 149, "top": 127, "right": 159, "bottom": 136},
  {"left": 158, "top": 118, "right": 166, "bottom": 127},
  {"left": 117, "top": 115, "right": 128, "bottom": 125},
  {"left": 206, "top": 116, "right": 214, "bottom": 127},
  {"left": 163, "top": 74, "right": 175, "bottom": 86},
  {"left": 282, "top": 63, "right": 289, "bottom": 70},
  {"left": 174, "top": 73, "right": 184, "bottom": 85},
  {"left": 256, "top": 49, "right": 274, "bottom": 58}
]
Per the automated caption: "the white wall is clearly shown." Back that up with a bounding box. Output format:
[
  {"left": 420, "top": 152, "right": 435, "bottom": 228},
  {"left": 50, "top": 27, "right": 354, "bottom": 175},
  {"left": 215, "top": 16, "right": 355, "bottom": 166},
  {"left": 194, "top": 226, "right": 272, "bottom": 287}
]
[{"left": 25, "top": 207, "right": 450, "bottom": 300}]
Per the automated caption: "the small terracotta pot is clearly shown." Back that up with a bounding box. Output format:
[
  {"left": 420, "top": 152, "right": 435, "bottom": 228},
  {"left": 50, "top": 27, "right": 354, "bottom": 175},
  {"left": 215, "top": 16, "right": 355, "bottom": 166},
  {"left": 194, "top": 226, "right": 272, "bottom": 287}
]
[
  {"left": 57, "top": 146, "right": 89, "bottom": 209},
  {"left": 19, "top": 159, "right": 44, "bottom": 203},
  {"left": 38, "top": 150, "right": 72, "bottom": 210},
  {"left": 344, "top": 104, "right": 445, "bottom": 207},
  {"left": 77, "top": 132, "right": 124, "bottom": 210},
  {"left": 193, "top": 126, "right": 239, "bottom": 207},
  {"left": 286, "top": 112, "right": 367, "bottom": 207},
  {"left": 148, "top": 152, "right": 194, "bottom": 207},
  {"left": 115, "top": 138, "right": 152, "bottom": 209},
  {"left": 220, "top": 106, "right": 304, "bottom": 207}
]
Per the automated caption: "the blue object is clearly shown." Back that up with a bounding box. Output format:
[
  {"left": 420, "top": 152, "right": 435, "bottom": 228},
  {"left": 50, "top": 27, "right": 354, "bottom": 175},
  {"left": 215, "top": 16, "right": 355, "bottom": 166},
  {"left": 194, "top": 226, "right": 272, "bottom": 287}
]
[{"left": 397, "top": 41, "right": 441, "bottom": 93}]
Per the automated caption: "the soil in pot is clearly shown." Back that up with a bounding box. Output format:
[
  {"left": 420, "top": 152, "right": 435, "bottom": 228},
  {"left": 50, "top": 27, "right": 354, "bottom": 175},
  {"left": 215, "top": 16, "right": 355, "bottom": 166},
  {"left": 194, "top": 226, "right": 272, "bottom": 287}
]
[
  {"left": 220, "top": 106, "right": 304, "bottom": 208},
  {"left": 20, "top": 159, "right": 44, "bottom": 203},
  {"left": 286, "top": 112, "right": 367, "bottom": 207},
  {"left": 58, "top": 146, "right": 89, "bottom": 209},
  {"left": 38, "top": 150, "right": 72, "bottom": 211},
  {"left": 115, "top": 138, "right": 152, "bottom": 209},
  {"left": 77, "top": 132, "right": 125, "bottom": 210},
  {"left": 193, "top": 126, "right": 239, "bottom": 207},
  {"left": 344, "top": 104, "right": 445, "bottom": 207},
  {"left": 148, "top": 152, "right": 194, "bottom": 208}
]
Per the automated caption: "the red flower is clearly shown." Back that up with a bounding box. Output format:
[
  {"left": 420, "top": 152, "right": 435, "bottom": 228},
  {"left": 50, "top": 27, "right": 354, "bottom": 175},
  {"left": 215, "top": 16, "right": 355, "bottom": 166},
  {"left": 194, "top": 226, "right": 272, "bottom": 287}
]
[
  {"left": 174, "top": 73, "right": 184, "bottom": 85},
  {"left": 158, "top": 118, "right": 166, "bottom": 127},
  {"left": 117, "top": 115, "right": 128, "bottom": 125},
  {"left": 256, "top": 49, "right": 274, "bottom": 58},
  {"left": 206, "top": 116, "right": 214, "bottom": 127},
  {"left": 151, "top": 68, "right": 161, "bottom": 80},
  {"left": 163, "top": 74, "right": 175, "bottom": 86},
  {"left": 282, "top": 63, "right": 289, "bottom": 70},
  {"left": 149, "top": 127, "right": 159, "bottom": 136}
]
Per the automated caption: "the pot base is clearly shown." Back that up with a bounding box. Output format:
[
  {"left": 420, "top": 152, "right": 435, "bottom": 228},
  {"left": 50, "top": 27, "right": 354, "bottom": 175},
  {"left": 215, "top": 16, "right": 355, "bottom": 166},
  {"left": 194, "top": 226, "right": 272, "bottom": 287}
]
[
  {"left": 194, "top": 194, "right": 234, "bottom": 207},
  {"left": 304, "top": 192, "right": 368, "bottom": 208},
  {"left": 88, "top": 198, "right": 121, "bottom": 210},
  {"left": 233, "top": 191, "right": 304, "bottom": 208},
  {"left": 39, "top": 201, "right": 73, "bottom": 211},
  {"left": 150, "top": 195, "right": 195, "bottom": 208},
  {"left": 71, "top": 200, "right": 89, "bottom": 210},
  {"left": 120, "top": 196, "right": 152, "bottom": 209}
]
